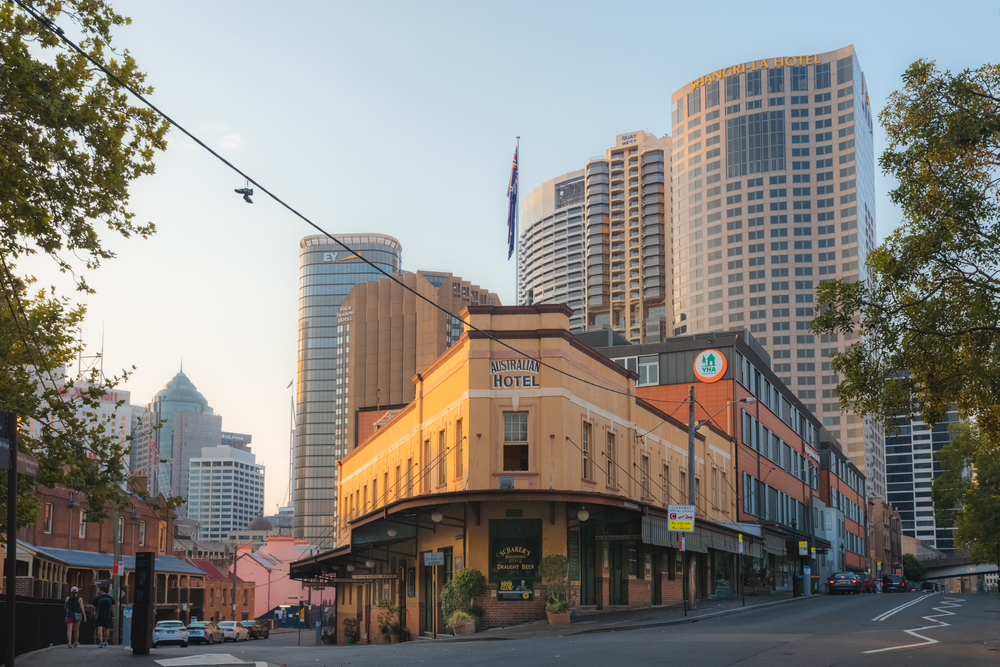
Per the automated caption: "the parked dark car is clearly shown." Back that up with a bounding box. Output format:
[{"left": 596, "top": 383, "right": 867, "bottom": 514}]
[
  {"left": 249, "top": 620, "right": 270, "bottom": 640},
  {"left": 882, "top": 574, "right": 908, "bottom": 592},
  {"left": 828, "top": 572, "right": 861, "bottom": 594},
  {"left": 856, "top": 572, "right": 877, "bottom": 593}
]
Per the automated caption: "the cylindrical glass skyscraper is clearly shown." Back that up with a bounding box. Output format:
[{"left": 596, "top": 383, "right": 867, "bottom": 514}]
[{"left": 295, "top": 233, "right": 402, "bottom": 546}]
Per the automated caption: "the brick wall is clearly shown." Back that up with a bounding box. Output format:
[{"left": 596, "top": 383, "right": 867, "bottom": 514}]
[
  {"left": 628, "top": 579, "right": 652, "bottom": 606},
  {"left": 472, "top": 584, "right": 547, "bottom": 629},
  {"left": 15, "top": 577, "right": 34, "bottom": 596}
]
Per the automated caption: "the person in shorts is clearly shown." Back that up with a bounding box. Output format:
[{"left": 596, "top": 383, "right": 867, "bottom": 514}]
[
  {"left": 64, "top": 586, "right": 86, "bottom": 647},
  {"left": 92, "top": 585, "right": 116, "bottom": 647}
]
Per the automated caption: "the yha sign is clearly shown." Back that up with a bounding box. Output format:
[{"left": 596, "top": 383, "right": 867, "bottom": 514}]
[{"left": 490, "top": 359, "right": 540, "bottom": 389}]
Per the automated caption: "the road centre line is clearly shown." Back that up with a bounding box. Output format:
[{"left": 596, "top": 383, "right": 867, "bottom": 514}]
[
  {"left": 871, "top": 593, "right": 938, "bottom": 622},
  {"left": 863, "top": 597, "right": 963, "bottom": 654}
]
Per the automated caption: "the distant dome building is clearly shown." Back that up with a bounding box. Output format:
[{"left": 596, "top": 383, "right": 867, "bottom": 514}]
[{"left": 249, "top": 516, "right": 273, "bottom": 532}]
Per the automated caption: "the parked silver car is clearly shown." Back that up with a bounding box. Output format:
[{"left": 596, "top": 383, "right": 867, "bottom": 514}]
[{"left": 187, "top": 621, "right": 223, "bottom": 644}]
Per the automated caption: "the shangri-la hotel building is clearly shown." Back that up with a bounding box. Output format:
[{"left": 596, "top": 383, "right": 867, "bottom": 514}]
[{"left": 290, "top": 305, "right": 834, "bottom": 643}]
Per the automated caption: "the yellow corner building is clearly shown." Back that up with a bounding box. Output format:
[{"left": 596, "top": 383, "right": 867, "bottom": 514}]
[{"left": 291, "top": 305, "right": 748, "bottom": 644}]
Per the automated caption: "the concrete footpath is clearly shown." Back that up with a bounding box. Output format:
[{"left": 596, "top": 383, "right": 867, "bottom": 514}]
[
  {"left": 12, "top": 592, "right": 823, "bottom": 666},
  {"left": 425, "top": 590, "right": 819, "bottom": 642}
]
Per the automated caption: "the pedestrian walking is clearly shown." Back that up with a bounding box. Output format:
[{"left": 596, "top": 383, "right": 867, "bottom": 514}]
[
  {"left": 92, "top": 585, "right": 115, "bottom": 647},
  {"left": 65, "top": 586, "right": 86, "bottom": 647}
]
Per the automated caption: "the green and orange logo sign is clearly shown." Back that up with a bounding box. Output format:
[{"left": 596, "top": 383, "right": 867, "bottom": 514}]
[{"left": 693, "top": 349, "right": 727, "bottom": 383}]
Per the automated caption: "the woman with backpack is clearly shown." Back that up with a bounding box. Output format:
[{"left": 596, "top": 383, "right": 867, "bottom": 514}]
[{"left": 65, "top": 586, "right": 86, "bottom": 647}]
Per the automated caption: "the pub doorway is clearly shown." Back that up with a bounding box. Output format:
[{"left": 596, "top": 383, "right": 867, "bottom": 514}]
[
  {"left": 652, "top": 549, "right": 663, "bottom": 605},
  {"left": 608, "top": 543, "right": 624, "bottom": 606}
]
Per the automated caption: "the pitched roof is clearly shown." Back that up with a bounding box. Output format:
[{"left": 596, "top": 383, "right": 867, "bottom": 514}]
[
  {"left": 31, "top": 545, "right": 206, "bottom": 575},
  {"left": 191, "top": 559, "right": 246, "bottom": 583}
]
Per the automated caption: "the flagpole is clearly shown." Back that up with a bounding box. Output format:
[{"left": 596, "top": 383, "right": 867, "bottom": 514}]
[{"left": 514, "top": 136, "right": 520, "bottom": 306}]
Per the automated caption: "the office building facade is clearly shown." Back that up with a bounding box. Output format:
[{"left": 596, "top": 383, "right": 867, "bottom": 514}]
[
  {"left": 518, "top": 170, "right": 586, "bottom": 331},
  {"left": 885, "top": 409, "right": 960, "bottom": 555},
  {"left": 131, "top": 369, "right": 222, "bottom": 509},
  {"left": 585, "top": 131, "right": 673, "bottom": 344},
  {"left": 295, "top": 233, "right": 403, "bottom": 546},
  {"left": 188, "top": 446, "right": 265, "bottom": 542},
  {"left": 337, "top": 270, "right": 499, "bottom": 459},
  {"left": 668, "top": 45, "right": 884, "bottom": 498}
]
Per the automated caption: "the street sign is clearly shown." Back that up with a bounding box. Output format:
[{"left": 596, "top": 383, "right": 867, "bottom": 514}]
[
  {"left": 811, "top": 547, "right": 816, "bottom": 560},
  {"left": 424, "top": 552, "right": 445, "bottom": 566},
  {"left": 798, "top": 540, "right": 808, "bottom": 556},
  {"left": 738, "top": 533, "right": 743, "bottom": 554},
  {"left": 678, "top": 535, "right": 685, "bottom": 552},
  {"left": 16, "top": 452, "right": 38, "bottom": 477},
  {"left": 668, "top": 505, "right": 695, "bottom": 532},
  {"left": 113, "top": 561, "right": 125, "bottom": 576}
]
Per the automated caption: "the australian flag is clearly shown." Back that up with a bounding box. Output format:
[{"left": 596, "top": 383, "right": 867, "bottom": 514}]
[{"left": 506, "top": 144, "right": 518, "bottom": 260}]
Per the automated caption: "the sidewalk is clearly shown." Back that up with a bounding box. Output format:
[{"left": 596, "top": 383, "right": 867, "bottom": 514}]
[{"left": 427, "top": 591, "right": 819, "bottom": 643}]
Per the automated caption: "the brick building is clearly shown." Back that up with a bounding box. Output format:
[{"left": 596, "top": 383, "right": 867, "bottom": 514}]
[
  {"left": 191, "top": 559, "right": 255, "bottom": 623},
  {"left": 867, "top": 497, "right": 902, "bottom": 579}
]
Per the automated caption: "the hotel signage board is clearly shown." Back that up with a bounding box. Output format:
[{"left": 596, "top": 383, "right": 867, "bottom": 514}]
[
  {"left": 490, "top": 518, "right": 541, "bottom": 601},
  {"left": 490, "top": 359, "right": 540, "bottom": 389}
]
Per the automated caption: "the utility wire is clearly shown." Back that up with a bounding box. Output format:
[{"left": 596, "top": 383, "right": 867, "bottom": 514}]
[{"left": 9, "top": 0, "right": 695, "bottom": 409}]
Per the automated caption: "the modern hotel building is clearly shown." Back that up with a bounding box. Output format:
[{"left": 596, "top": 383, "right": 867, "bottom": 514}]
[
  {"left": 295, "top": 234, "right": 403, "bottom": 546},
  {"left": 518, "top": 170, "right": 586, "bottom": 332},
  {"left": 668, "top": 45, "right": 884, "bottom": 498}
]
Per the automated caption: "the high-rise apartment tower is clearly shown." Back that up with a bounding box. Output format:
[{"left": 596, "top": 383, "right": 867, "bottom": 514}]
[
  {"left": 518, "top": 170, "right": 586, "bottom": 331},
  {"left": 584, "top": 131, "right": 673, "bottom": 344}
]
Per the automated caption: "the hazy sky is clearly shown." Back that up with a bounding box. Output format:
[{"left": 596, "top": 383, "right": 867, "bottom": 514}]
[{"left": 27, "top": 0, "right": 998, "bottom": 516}]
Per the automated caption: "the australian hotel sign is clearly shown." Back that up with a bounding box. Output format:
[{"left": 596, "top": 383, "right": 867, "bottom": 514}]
[{"left": 490, "top": 359, "right": 540, "bottom": 389}]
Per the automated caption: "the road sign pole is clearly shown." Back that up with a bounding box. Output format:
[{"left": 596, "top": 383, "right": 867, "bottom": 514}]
[{"left": 4, "top": 413, "right": 18, "bottom": 667}]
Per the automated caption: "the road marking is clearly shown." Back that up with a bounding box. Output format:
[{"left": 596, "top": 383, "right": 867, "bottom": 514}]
[
  {"left": 154, "top": 655, "right": 258, "bottom": 666},
  {"left": 863, "top": 597, "right": 964, "bottom": 653},
  {"left": 871, "top": 593, "right": 937, "bottom": 621}
]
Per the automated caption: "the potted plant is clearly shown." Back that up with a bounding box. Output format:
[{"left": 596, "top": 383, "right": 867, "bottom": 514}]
[
  {"left": 376, "top": 598, "right": 401, "bottom": 644},
  {"left": 540, "top": 554, "right": 571, "bottom": 625},
  {"left": 342, "top": 617, "right": 358, "bottom": 645},
  {"left": 440, "top": 567, "right": 486, "bottom": 635},
  {"left": 447, "top": 610, "right": 476, "bottom": 635}
]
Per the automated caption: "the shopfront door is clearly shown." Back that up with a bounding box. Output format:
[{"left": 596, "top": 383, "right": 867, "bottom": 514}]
[
  {"left": 580, "top": 524, "right": 596, "bottom": 606},
  {"left": 608, "top": 544, "right": 623, "bottom": 606},
  {"left": 423, "top": 567, "right": 434, "bottom": 633},
  {"left": 652, "top": 550, "right": 662, "bottom": 605}
]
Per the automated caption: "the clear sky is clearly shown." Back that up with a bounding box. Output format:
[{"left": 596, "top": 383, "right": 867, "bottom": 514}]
[{"left": 29, "top": 0, "right": 998, "bottom": 517}]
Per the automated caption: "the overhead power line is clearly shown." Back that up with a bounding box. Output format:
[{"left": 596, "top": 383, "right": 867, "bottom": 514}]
[{"left": 11, "top": 0, "right": 693, "bottom": 409}]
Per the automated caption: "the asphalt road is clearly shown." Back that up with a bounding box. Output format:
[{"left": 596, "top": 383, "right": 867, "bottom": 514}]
[{"left": 144, "top": 592, "right": 1000, "bottom": 667}]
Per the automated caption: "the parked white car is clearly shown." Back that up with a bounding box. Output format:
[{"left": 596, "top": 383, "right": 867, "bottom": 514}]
[
  {"left": 218, "top": 621, "right": 250, "bottom": 642},
  {"left": 152, "top": 620, "right": 189, "bottom": 648}
]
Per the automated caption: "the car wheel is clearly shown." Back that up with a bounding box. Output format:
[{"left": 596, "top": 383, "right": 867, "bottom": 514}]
[
  {"left": 152, "top": 642, "right": 158, "bottom": 649},
  {"left": 181, "top": 642, "right": 188, "bottom": 648}
]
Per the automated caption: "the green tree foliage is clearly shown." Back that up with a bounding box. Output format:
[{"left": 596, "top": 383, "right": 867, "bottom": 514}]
[
  {"left": 902, "top": 553, "right": 926, "bottom": 581},
  {"left": 812, "top": 60, "right": 1000, "bottom": 440},
  {"left": 932, "top": 422, "right": 1000, "bottom": 562},
  {"left": 0, "top": 0, "right": 171, "bottom": 541}
]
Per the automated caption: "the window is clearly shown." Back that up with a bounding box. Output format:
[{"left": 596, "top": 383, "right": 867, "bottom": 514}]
[
  {"left": 790, "top": 66, "right": 808, "bottom": 91},
  {"left": 582, "top": 422, "right": 593, "bottom": 481},
  {"left": 78, "top": 511, "right": 87, "bottom": 539},
  {"left": 641, "top": 455, "right": 650, "bottom": 497},
  {"left": 687, "top": 89, "right": 701, "bottom": 116},
  {"left": 663, "top": 464, "right": 670, "bottom": 505},
  {"left": 139, "top": 520, "right": 146, "bottom": 546},
  {"left": 746, "top": 70, "right": 761, "bottom": 97},
  {"left": 725, "top": 74, "right": 740, "bottom": 102},
  {"left": 768, "top": 67, "right": 784, "bottom": 94},
  {"left": 814, "top": 63, "right": 831, "bottom": 89},
  {"left": 43, "top": 502, "right": 53, "bottom": 534},
  {"left": 423, "top": 440, "right": 432, "bottom": 491},
  {"left": 503, "top": 412, "right": 529, "bottom": 471},
  {"left": 455, "top": 419, "right": 464, "bottom": 479},
  {"left": 606, "top": 432, "right": 617, "bottom": 487},
  {"left": 406, "top": 458, "right": 413, "bottom": 497},
  {"left": 703, "top": 81, "right": 720, "bottom": 109},
  {"left": 837, "top": 56, "right": 853, "bottom": 85},
  {"left": 159, "top": 525, "right": 166, "bottom": 553},
  {"left": 638, "top": 356, "right": 659, "bottom": 386},
  {"left": 438, "top": 430, "right": 447, "bottom": 486}
]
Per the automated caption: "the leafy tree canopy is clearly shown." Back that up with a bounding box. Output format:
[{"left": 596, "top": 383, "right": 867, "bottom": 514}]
[
  {"left": 812, "top": 59, "right": 999, "bottom": 561},
  {"left": 0, "top": 0, "right": 172, "bottom": 540},
  {"left": 902, "top": 553, "right": 926, "bottom": 581}
]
